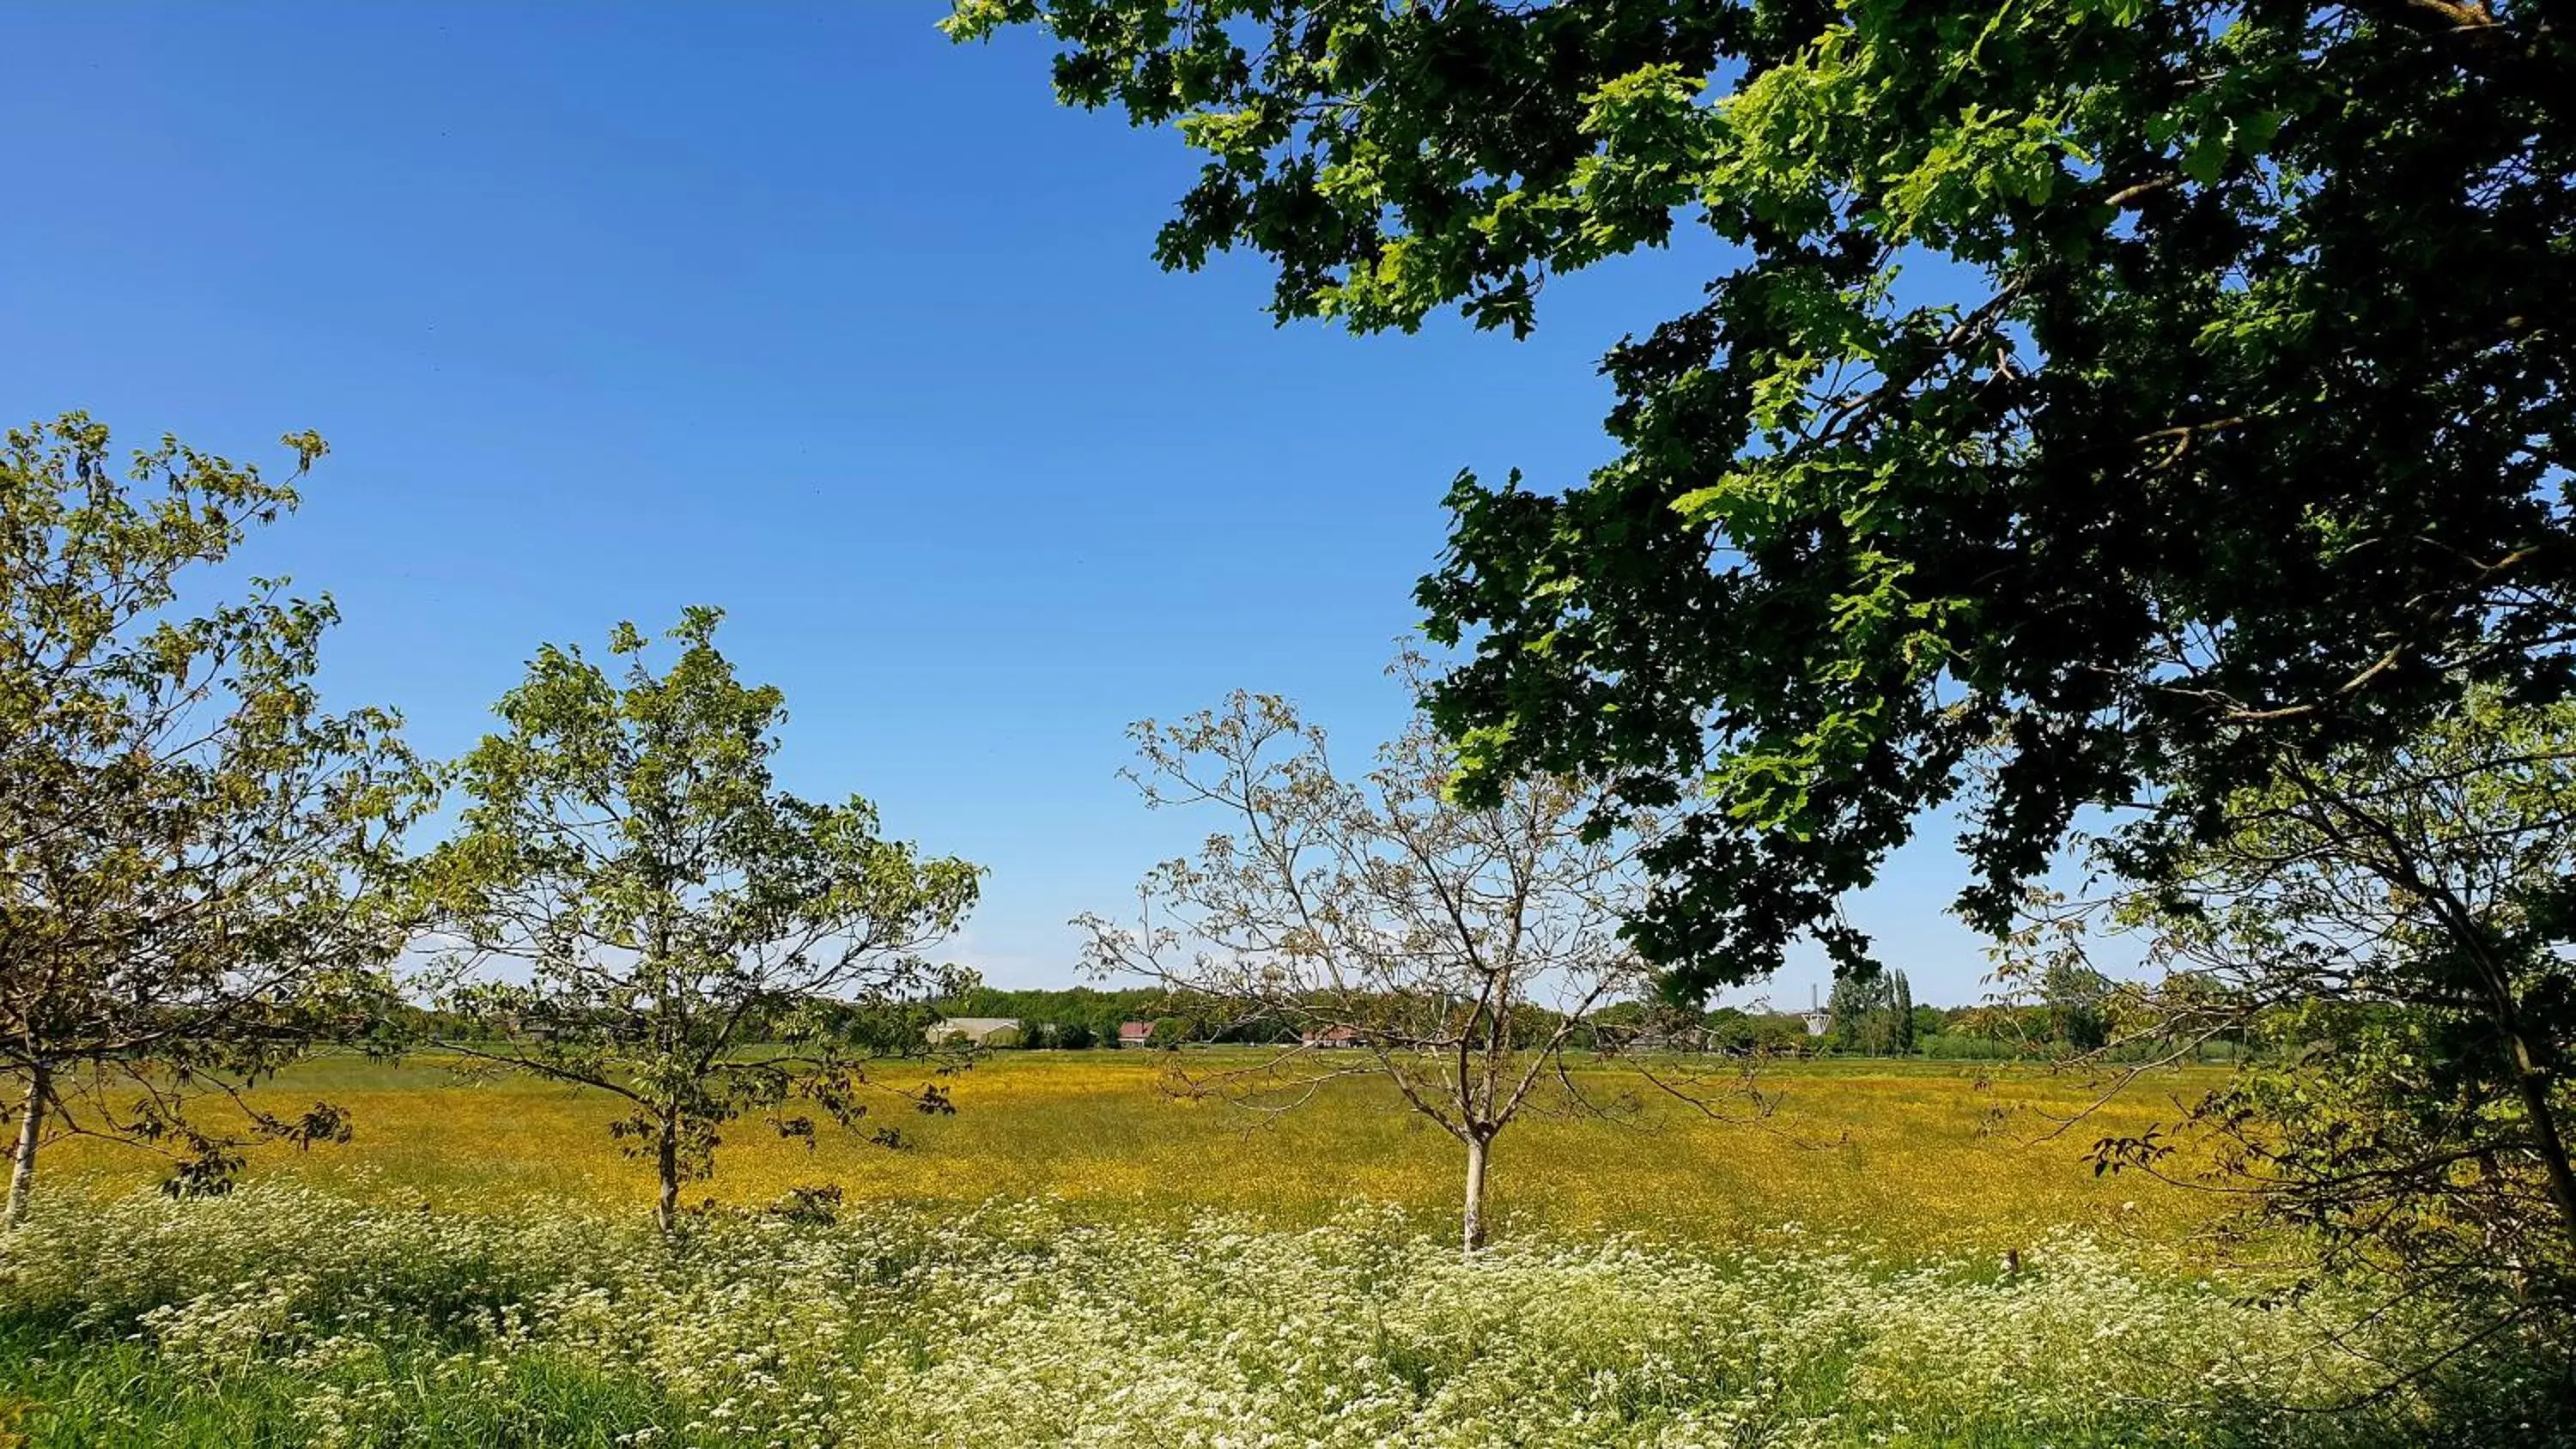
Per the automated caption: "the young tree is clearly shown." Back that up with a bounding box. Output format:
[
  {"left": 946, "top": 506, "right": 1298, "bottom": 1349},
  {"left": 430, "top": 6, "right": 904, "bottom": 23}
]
[
  {"left": 1078, "top": 683, "right": 1662, "bottom": 1256},
  {"left": 951, "top": 1, "right": 2576, "bottom": 994},
  {"left": 420, "top": 609, "right": 982, "bottom": 1232},
  {"left": 2017, "top": 689, "right": 2576, "bottom": 1339},
  {"left": 1, "top": 414, "right": 433, "bottom": 1222}
]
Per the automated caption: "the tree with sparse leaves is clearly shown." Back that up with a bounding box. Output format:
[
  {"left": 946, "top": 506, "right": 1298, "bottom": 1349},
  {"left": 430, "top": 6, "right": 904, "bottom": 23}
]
[
  {"left": 1080, "top": 672, "right": 1680, "bottom": 1257},
  {"left": 2, "top": 414, "right": 434, "bottom": 1222},
  {"left": 2009, "top": 688, "right": 2576, "bottom": 1354},
  {"left": 949, "top": 0, "right": 2576, "bottom": 999},
  {"left": 419, "top": 609, "right": 983, "bottom": 1232}
]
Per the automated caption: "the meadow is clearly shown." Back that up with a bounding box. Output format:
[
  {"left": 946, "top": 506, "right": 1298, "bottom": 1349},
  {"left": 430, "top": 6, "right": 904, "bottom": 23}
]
[
  {"left": 38, "top": 1052, "right": 2215, "bottom": 1254},
  {"left": 5, "top": 1053, "right": 2557, "bottom": 1447}
]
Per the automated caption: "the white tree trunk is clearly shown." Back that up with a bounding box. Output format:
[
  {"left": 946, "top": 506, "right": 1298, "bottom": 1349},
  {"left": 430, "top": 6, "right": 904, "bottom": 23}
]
[
  {"left": 1461, "top": 1131, "right": 1491, "bottom": 1258},
  {"left": 6, "top": 1063, "right": 47, "bottom": 1228}
]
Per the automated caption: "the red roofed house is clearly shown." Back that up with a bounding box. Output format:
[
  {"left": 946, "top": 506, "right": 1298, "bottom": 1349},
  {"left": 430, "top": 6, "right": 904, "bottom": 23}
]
[
  {"left": 1117, "top": 1021, "right": 1155, "bottom": 1048},
  {"left": 1301, "top": 1024, "right": 1364, "bottom": 1049}
]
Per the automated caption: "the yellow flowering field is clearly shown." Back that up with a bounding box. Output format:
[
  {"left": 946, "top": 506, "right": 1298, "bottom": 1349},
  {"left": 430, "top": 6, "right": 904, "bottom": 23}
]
[
  {"left": 46, "top": 1052, "right": 2221, "bottom": 1254},
  {"left": 18, "top": 1056, "right": 2540, "bottom": 1448}
]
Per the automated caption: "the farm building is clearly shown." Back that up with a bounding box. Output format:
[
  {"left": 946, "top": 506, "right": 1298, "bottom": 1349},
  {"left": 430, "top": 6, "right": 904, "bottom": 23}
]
[
  {"left": 1116, "top": 1021, "right": 1154, "bottom": 1047},
  {"left": 1301, "top": 1024, "right": 1363, "bottom": 1049},
  {"left": 927, "top": 1016, "right": 1022, "bottom": 1046}
]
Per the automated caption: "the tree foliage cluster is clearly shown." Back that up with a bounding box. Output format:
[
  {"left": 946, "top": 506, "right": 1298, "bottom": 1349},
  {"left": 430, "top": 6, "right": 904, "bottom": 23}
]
[
  {"left": 1589, "top": 999, "right": 1801, "bottom": 1054},
  {"left": 1826, "top": 968, "right": 1914, "bottom": 1056},
  {"left": 1, "top": 417, "right": 982, "bottom": 1231},
  {"left": 947, "top": 0, "right": 2576, "bottom": 1000},
  {"left": 2012, "top": 688, "right": 2576, "bottom": 1343},
  {"left": 936, "top": 985, "right": 1321, "bottom": 1048},
  {"left": 418, "top": 609, "right": 982, "bottom": 1232},
  {"left": 1, "top": 417, "right": 435, "bottom": 1222}
]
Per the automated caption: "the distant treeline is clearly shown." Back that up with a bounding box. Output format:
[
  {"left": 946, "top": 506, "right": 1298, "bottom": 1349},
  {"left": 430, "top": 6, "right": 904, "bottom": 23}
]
[
  {"left": 935, "top": 985, "right": 1268, "bottom": 1050},
  {"left": 368, "top": 980, "right": 2248, "bottom": 1064},
  {"left": 930, "top": 979, "right": 2253, "bottom": 1063}
]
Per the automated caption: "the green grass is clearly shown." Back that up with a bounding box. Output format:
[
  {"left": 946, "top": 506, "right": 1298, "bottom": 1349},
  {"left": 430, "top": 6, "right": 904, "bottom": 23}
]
[{"left": 0, "top": 1323, "right": 671, "bottom": 1449}]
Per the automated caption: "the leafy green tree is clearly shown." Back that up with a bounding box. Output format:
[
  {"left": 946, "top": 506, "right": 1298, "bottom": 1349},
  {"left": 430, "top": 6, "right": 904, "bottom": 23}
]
[
  {"left": 0, "top": 415, "right": 434, "bottom": 1222},
  {"left": 420, "top": 610, "right": 982, "bottom": 1232},
  {"left": 1827, "top": 969, "right": 1912, "bottom": 1054},
  {"left": 1746, "top": 1013, "right": 1813, "bottom": 1056},
  {"left": 1587, "top": 998, "right": 1649, "bottom": 1052},
  {"left": 950, "top": 0, "right": 2576, "bottom": 993},
  {"left": 2039, "top": 963, "right": 2112, "bottom": 1054},
  {"left": 2031, "top": 689, "right": 2576, "bottom": 1339},
  {"left": 1825, "top": 973, "right": 1884, "bottom": 1053},
  {"left": 1700, "top": 1004, "right": 1751, "bottom": 1052}
]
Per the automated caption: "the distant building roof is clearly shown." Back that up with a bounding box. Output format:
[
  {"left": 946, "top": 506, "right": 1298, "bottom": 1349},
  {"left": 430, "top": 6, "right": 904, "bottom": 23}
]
[
  {"left": 1117, "top": 1021, "right": 1154, "bottom": 1040},
  {"left": 929, "top": 1016, "right": 1021, "bottom": 1041}
]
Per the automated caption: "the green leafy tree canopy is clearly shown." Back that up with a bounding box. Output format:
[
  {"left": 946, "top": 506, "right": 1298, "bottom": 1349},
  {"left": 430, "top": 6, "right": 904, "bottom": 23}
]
[
  {"left": 2, "top": 414, "right": 433, "bottom": 1220},
  {"left": 420, "top": 609, "right": 983, "bottom": 1231},
  {"left": 950, "top": 0, "right": 2576, "bottom": 995}
]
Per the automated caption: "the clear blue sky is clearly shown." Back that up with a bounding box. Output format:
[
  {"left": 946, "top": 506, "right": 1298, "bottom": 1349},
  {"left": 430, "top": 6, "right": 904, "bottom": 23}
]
[{"left": 0, "top": 3, "right": 2002, "bottom": 1007}]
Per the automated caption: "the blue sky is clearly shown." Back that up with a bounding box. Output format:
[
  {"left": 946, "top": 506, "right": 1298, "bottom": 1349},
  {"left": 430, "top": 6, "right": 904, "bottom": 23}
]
[{"left": 0, "top": 3, "right": 2004, "bottom": 1008}]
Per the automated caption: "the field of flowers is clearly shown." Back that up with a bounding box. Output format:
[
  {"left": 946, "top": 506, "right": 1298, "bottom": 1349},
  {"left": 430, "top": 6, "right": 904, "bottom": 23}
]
[
  {"left": 0, "top": 1185, "right": 2532, "bottom": 1449},
  {"left": 37, "top": 1053, "right": 2217, "bottom": 1252},
  {"left": 13, "top": 1055, "right": 2561, "bottom": 1446}
]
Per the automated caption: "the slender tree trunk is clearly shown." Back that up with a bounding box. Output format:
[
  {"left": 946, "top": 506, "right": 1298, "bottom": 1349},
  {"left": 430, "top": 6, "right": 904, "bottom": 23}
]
[
  {"left": 654, "top": 1112, "right": 681, "bottom": 1235},
  {"left": 2504, "top": 1030, "right": 2576, "bottom": 1254},
  {"left": 6, "top": 1063, "right": 47, "bottom": 1228},
  {"left": 647, "top": 910, "right": 683, "bottom": 1237},
  {"left": 1461, "top": 1131, "right": 1491, "bottom": 1258}
]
